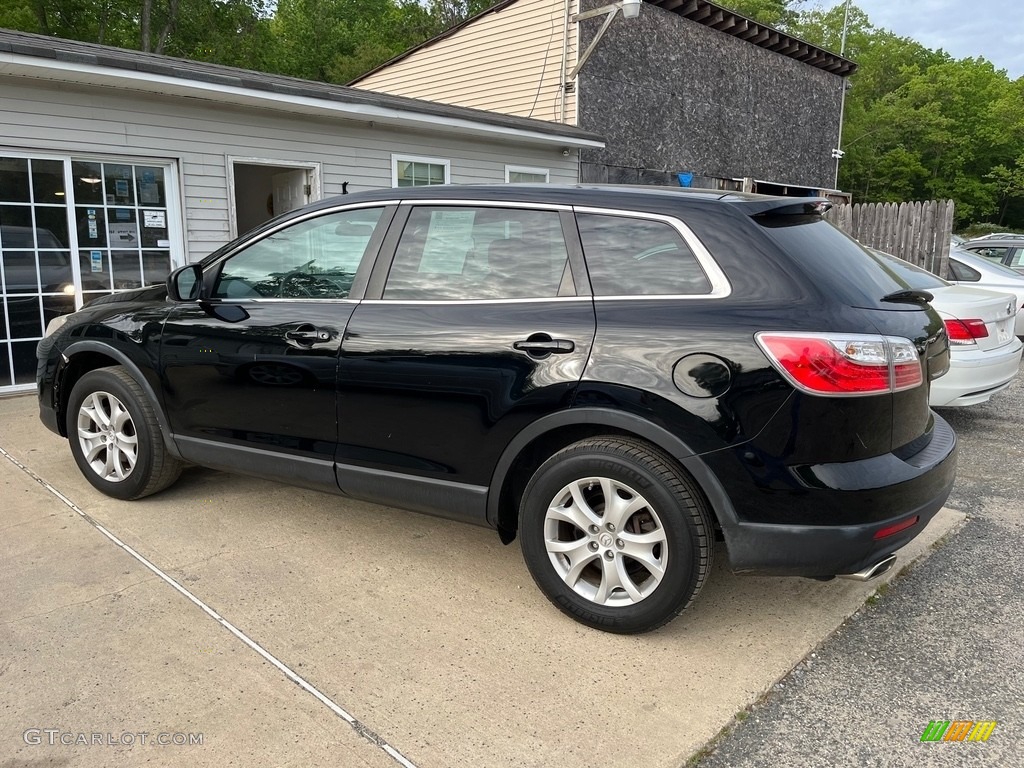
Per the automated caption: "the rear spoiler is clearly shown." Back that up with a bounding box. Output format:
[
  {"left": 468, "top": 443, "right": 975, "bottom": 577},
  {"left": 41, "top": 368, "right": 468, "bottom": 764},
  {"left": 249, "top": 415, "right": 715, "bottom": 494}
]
[{"left": 722, "top": 196, "right": 833, "bottom": 217}]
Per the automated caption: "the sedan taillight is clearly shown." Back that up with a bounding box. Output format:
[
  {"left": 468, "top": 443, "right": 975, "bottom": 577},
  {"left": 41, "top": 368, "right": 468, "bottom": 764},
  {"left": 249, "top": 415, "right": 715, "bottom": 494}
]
[
  {"left": 755, "top": 332, "right": 923, "bottom": 396},
  {"left": 944, "top": 318, "right": 989, "bottom": 345}
]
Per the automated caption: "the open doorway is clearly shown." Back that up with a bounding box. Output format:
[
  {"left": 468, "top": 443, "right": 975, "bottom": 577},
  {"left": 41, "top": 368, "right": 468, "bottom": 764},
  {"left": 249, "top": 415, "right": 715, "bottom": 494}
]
[{"left": 229, "top": 159, "right": 321, "bottom": 238}]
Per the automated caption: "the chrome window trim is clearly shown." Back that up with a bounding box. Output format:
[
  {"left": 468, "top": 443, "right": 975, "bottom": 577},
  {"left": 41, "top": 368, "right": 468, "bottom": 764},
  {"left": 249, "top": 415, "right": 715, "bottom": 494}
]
[
  {"left": 204, "top": 298, "right": 361, "bottom": 304},
  {"left": 397, "top": 199, "right": 573, "bottom": 212},
  {"left": 572, "top": 205, "right": 732, "bottom": 299},
  {"left": 362, "top": 296, "right": 592, "bottom": 306}
]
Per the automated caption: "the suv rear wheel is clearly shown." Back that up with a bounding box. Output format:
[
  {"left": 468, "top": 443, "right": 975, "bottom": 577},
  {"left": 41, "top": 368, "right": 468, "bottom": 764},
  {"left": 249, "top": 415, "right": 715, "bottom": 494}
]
[
  {"left": 519, "top": 437, "right": 713, "bottom": 633},
  {"left": 67, "top": 366, "right": 182, "bottom": 500}
]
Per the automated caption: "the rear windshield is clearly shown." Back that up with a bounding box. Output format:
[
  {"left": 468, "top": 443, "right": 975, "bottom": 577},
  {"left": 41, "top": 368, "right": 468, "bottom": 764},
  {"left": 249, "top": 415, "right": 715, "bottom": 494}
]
[
  {"left": 866, "top": 249, "right": 948, "bottom": 290},
  {"left": 755, "top": 215, "right": 923, "bottom": 308}
]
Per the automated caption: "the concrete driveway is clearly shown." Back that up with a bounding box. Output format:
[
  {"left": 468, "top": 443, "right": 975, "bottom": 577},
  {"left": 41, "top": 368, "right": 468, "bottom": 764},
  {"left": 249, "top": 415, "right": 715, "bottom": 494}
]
[{"left": 0, "top": 393, "right": 962, "bottom": 767}]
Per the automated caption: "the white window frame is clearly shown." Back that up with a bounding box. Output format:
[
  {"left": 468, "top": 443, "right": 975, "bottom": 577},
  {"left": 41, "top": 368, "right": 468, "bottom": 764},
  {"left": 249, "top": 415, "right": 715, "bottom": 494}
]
[
  {"left": 225, "top": 156, "right": 322, "bottom": 238},
  {"left": 391, "top": 154, "right": 450, "bottom": 188},
  {"left": 505, "top": 165, "right": 550, "bottom": 183}
]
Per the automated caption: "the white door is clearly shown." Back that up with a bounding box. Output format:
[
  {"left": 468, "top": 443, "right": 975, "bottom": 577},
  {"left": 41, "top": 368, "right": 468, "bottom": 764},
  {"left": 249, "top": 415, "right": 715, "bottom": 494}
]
[{"left": 272, "top": 169, "right": 309, "bottom": 216}]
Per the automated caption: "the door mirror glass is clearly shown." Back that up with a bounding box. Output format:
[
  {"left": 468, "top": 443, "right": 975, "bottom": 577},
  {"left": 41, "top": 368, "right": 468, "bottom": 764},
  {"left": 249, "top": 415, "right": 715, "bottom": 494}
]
[{"left": 167, "top": 264, "right": 202, "bottom": 301}]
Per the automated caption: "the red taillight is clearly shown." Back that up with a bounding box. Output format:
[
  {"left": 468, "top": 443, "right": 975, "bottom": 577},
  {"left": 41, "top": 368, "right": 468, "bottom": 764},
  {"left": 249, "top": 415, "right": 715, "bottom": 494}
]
[
  {"left": 873, "top": 515, "right": 920, "bottom": 540},
  {"left": 755, "top": 332, "right": 923, "bottom": 396},
  {"left": 944, "top": 318, "right": 988, "bottom": 345}
]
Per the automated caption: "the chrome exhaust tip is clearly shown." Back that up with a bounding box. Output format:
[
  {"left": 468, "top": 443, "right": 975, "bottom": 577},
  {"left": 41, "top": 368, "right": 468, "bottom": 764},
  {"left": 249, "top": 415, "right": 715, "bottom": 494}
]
[{"left": 839, "top": 554, "right": 897, "bottom": 582}]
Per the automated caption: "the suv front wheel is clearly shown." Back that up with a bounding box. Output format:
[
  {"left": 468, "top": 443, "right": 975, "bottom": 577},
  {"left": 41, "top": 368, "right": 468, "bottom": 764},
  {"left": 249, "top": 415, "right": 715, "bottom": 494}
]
[
  {"left": 519, "top": 437, "right": 714, "bottom": 633},
  {"left": 66, "top": 366, "right": 182, "bottom": 500}
]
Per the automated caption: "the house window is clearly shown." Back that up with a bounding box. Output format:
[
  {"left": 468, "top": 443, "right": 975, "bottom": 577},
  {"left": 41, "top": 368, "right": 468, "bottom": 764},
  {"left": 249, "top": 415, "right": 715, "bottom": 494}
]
[
  {"left": 392, "top": 155, "right": 449, "bottom": 188},
  {"left": 505, "top": 166, "right": 550, "bottom": 184}
]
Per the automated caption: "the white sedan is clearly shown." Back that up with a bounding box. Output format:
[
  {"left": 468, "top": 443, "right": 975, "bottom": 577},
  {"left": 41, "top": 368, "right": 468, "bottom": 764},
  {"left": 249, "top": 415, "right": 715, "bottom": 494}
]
[
  {"left": 943, "top": 247, "right": 1024, "bottom": 338},
  {"left": 869, "top": 250, "right": 1023, "bottom": 407}
]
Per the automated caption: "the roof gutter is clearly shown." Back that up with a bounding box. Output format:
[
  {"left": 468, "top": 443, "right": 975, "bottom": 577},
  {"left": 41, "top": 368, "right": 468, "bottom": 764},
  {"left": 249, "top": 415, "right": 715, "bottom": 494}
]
[{"left": 0, "top": 52, "right": 605, "bottom": 150}]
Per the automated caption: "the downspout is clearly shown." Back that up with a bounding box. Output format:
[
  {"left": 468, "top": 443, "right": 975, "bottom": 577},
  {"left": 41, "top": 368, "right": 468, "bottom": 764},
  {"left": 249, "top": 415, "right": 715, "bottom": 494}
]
[{"left": 559, "top": 0, "right": 571, "bottom": 124}]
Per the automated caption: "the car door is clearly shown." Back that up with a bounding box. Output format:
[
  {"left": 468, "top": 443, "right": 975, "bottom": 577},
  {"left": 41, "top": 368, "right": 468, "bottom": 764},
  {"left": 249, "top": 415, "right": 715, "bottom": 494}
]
[
  {"left": 1007, "top": 246, "right": 1024, "bottom": 274},
  {"left": 336, "top": 202, "right": 596, "bottom": 523},
  {"left": 159, "top": 203, "right": 394, "bottom": 488}
]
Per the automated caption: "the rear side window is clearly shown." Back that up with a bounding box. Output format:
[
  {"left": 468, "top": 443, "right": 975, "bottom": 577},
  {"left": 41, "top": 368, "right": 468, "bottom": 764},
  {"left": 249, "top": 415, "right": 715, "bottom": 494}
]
[
  {"left": 383, "top": 206, "right": 570, "bottom": 301},
  {"left": 576, "top": 213, "right": 712, "bottom": 296},
  {"left": 947, "top": 258, "right": 980, "bottom": 282}
]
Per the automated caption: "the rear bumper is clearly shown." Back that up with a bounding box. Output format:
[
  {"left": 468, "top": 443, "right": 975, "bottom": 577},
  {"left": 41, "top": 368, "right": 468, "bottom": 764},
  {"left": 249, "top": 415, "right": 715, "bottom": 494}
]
[
  {"left": 720, "top": 413, "right": 958, "bottom": 577},
  {"left": 929, "top": 339, "right": 1023, "bottom": 407}
]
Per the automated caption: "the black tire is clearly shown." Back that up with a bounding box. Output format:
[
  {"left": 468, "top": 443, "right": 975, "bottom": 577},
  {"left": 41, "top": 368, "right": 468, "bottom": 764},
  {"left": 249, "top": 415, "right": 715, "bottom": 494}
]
[
  {"left": 519, "top": 437, "right": 714, "bottom": 634},
  {"left": 66, "top": 366, "right": 182, "bottom": 500}
]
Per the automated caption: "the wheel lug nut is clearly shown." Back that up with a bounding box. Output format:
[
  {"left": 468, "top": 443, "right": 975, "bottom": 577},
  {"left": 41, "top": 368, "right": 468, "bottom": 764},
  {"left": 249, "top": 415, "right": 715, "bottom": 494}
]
[
  {"left": 588, "top": 525, "right": 599, "bottom": 534},
  {"left": 616, "top": 539, "right": 624, "bottom": 549},
  {"left": 588, "top": 541, "right": 599, "bottom": 551},
  {"left": 604, "top": 550, "right": 614, "bottom": 560},
  {"left": 605, "top": 522, "right": 615, "bottom": 532}
]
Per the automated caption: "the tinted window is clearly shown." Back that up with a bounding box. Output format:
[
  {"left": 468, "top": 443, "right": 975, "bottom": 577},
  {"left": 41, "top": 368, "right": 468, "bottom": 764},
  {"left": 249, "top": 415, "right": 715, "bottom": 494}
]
[
  {"left": 947, "top": 258, "right": 981, "bottom": 282},
  {"left": 1008, "top": 248, "right": 1024, "bottom": 269},
  {"left": 212, "top": 207, "right": 383, "bottom": 299},
  {"left": 383, "top": 206, "right": 569, "bottom": 300},
  {"left": 866, "top": 249, "right": 948, "bottom": 289},
  {"left": 577, "top": 214, "right": 712, "bottom": 296},
  {"left": 757, "top": 216, "right": 912, "bottom": 308}
]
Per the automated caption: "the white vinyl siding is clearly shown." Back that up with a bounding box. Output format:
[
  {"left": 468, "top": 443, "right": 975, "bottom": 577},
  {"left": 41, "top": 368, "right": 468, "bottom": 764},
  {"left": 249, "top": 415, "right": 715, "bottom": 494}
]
[
  {"left": 355, "top": 0, "right": 579, "bottom": 125},
  {"left": 0, "top": 79, "right": 579, "bottom": 262}
]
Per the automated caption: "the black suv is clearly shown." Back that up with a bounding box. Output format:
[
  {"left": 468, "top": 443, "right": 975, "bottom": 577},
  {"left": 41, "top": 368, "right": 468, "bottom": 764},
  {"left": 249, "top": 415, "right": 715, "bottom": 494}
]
[{"left": 37, "top": 185, "right": 957, "bottom": 633}]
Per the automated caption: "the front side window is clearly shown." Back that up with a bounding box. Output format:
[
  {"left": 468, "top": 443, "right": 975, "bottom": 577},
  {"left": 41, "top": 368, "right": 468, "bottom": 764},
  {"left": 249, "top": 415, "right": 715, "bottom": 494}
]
[
  {"left": 393, "top": 155, "right": 449, "bottom": 188},
  {"left": 967, "top": 245, "right": 1010, "bottom": 263},
  {"left": 212, "top": 207, "right": 383, "bottom": 299},
  {"left": 383, "top": 206, "right": 569, "bottom": 301},
  {"left": 576, "top": 213, "right": 712, "bottom": 296}
]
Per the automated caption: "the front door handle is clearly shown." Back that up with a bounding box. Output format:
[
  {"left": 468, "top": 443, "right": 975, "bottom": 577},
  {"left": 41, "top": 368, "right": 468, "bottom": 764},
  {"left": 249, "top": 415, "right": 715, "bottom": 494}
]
[
  {"left": 514, "top": 334, "right": 575, "bottom": 357},
  {"left": 285, "top": 325, "right": 331, "bottom": 344}
]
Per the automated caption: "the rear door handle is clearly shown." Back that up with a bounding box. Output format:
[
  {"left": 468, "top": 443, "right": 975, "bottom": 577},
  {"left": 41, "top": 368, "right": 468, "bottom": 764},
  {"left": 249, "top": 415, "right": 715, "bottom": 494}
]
[{"left": 514, "top": 335, "right": 575, "bottom": 357}]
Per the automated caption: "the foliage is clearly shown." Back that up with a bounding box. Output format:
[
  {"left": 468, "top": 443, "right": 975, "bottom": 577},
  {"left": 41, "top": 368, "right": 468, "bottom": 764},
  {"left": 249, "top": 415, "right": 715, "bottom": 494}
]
[
  {"left": 783, "top": 3, "right": 1024, "bottom": 229},
  {"left": 2, "top": 0, "right": 1022, "bottom": 228},
  {"left": 959, "top": 222, "right": 1024, "bottom": 239}
]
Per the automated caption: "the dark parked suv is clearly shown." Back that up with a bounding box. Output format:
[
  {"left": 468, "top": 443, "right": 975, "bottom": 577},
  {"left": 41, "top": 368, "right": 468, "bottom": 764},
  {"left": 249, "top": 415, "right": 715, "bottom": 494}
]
[{"left": 37, "top": 185, "right": 957, "bottom": 633}]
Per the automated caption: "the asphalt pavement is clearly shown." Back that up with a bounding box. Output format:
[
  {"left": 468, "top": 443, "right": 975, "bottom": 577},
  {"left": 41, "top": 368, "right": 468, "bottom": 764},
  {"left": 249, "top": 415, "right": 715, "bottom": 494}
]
[{"left": 694, "top": 369, "right": 1024, "bottom": 767}]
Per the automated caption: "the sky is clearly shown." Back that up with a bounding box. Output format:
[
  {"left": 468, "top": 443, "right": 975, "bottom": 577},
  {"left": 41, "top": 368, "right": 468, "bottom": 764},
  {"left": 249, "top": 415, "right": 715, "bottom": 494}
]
[{"left": 824, "top": 0, "right": 1023, "bottom": 79}]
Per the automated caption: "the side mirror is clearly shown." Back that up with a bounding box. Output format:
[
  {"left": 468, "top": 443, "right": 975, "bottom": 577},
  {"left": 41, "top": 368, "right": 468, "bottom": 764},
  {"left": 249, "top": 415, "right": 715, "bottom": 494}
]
[{"left": 167, "top": 264, "right": 203, "bottom": 302}]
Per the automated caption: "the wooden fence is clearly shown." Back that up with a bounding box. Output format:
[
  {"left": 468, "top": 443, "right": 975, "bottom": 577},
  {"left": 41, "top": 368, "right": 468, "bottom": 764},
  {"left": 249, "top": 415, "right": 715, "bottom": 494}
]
[{"left": 825, "top": 199, "right": 955, "bottom": 277}]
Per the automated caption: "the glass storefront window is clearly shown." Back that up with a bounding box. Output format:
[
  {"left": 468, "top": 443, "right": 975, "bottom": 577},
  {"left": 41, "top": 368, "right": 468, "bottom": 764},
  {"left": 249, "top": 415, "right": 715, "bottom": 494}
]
[{"left": 0, "top": 155, "right": 178, "bottom": 390}]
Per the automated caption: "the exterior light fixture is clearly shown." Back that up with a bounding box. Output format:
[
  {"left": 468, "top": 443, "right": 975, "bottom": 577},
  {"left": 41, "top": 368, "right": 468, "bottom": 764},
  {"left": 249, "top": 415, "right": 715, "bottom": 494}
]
[
  {"left": 621, "top": 0, "right": 641, "bottom": 19},
  {"left": 565, "top": 0, "right": 643, "bottom": 83}
]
